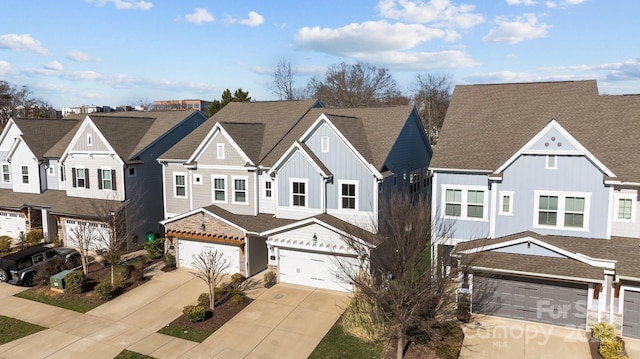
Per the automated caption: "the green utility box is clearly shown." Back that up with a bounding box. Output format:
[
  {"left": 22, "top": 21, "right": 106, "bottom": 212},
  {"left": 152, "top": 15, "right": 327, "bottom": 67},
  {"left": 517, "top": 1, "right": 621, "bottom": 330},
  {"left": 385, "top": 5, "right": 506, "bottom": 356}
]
[
  {"left": 146, "top": 232, "right": 158, "bottom": 242},
  {"left": 50, "top": 270, "right": 71, "bottom": 291}
]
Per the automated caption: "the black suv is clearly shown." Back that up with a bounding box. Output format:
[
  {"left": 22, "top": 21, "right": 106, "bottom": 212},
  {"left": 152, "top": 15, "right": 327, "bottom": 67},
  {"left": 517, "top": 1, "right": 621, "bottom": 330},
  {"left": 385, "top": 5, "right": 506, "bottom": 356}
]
[{"left": 0, "top": 246, "right": 80, "bottom": 286}]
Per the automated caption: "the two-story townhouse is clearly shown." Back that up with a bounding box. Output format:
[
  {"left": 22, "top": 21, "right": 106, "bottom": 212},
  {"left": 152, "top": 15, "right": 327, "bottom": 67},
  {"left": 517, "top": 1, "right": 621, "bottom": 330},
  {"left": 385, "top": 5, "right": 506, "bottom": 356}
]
[
  {"left": 431, "top": 80, "right": 640, "bottom": 338},
  {"left": 54, "top": 110, "right": 208, "bottom": 250},
  {"left": 159, "top": 100, "right": 433, "bottom": 292},
  {"left": 0, "top": 118, "right": 80, "bottom": 241}
]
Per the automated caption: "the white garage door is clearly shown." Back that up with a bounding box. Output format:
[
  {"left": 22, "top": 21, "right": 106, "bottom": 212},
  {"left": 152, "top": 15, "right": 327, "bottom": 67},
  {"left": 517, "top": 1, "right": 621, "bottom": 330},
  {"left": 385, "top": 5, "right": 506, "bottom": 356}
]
[
  {"left": 278, "top": 249, "right": 354, "bottom": 292},
  {"left": 0, "top": 211, "right": 26, "bottom": 239},
  {"left": 63, "top": 219, "right": 110, "bottom": 250},
  {"left": 177, "top": 239, "right": 240, "bottom": 274}
]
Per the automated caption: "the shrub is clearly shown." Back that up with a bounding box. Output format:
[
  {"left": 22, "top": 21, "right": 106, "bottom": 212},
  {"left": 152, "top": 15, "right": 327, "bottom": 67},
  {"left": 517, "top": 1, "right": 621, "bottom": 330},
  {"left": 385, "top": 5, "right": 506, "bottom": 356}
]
[
  {"left": 214, "top": 286, "right": 224, "bottom": 301},
  {"left": 263, "top": 271, "right": 277, "bottom": 287},
  {"left": 33, "top": 257, "right": 68, "bottom": 286},
  {"left": 130, "top": 266, "right": 144, "bottom": 282},
  {"left": 52, "top": 236, "right": 62, "bottom": 247},
  {"left": 65, "top": 270, "right": 86, "bottom": 294},
  {"left": 592, "top": 322, "right": 616, "bottom": 342},
  {"left": 457, "top": 294, "right": 471, "bottom": 323},
  {"left": 94, "top": 280, "right": 113, "bottom": 300},
  {"left": 144, "top": 237, "right": 165, "bottom": 259},
  {"left": 436, "top": 341, "right": 461, "bottom": 359},
  {"left": 119, "top": 264, "right": 136, "bottom": 279},
  {"left": 0, "top": 236, "right": 11, "bottom": 253},
  {"left": 230, "top": 273, "right": 246, "bottom": 286},
  {"left": 163, "top": 252, "right": 176, "bottom": 268},
  {"left": 599, "top": 339, "right": 624, "bottom": 359},
  {"left": 198, "top": 293, "right": 210, "bottom": 307},
  {"left": 183, "top": 305, "right": 206, "bottom": 323},
  {"left": 25, "top": 229, "right": 43, "bottom": 247},
  {"left": 231, "top": 288, "right": 245, "bottom": 304}
]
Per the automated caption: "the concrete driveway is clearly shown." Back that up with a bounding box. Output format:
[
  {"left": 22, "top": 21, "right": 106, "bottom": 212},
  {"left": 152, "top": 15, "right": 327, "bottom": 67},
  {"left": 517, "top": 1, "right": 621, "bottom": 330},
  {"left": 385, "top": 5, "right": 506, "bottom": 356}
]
[
  {"left": 0, "top": 267, "right": 348, "bottom": 359},
  {"left": 460, "top": 316, "right": 591, "bottom": 359}
]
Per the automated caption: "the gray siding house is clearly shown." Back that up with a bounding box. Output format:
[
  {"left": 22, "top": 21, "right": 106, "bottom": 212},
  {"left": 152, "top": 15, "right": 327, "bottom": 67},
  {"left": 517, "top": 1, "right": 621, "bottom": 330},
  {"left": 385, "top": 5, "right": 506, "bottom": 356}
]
[
  {"left": 430, "top": 80, "right": 640, "bottom": 338},
  {"left": 159, "top": 101, "right": 433, "bottom": 291}
]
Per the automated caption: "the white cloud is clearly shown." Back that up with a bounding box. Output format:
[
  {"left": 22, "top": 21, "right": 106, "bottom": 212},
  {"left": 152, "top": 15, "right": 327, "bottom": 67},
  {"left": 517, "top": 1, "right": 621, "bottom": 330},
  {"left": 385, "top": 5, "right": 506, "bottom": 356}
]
[
  {"left": 184, "top": 8, "right": 214, "bottom": 24},
  {"left": 546, "top": 1, "right": 557, "bottom": 8},
  {"left": 44, "top": 61, "right": 64, "bottom": 71},
  {"left": 506, "top": 0, "right": 537, "bottom": 5},
  {"left": 66, "top": 50, "right": 98, "bottom": 62},
  {"left": 483, "top": 14, "right": 549, "bottom": 44},
  {"left": 0, "top": 34, "right": 48, "bottom": 55},
  {"left": 364, "top": 50, "right": 478, "bottom": 70},
  {"left": 0, "top": 61, "right": 13, "bottom": 75},
  {"left": 546, "top": 0, "right": 584, "bottom": 8},
  {"left": 239, "top": 11, "right": 264, "bottom": 27},
  {"left": 296, "top": 21, "right": 447, "bottom": 56},
  {"left": 377, "top": 0, "right": 484, "bottom": 29},
  {"left": 86, "top": 0, "right": 152, "bottom": 10}
]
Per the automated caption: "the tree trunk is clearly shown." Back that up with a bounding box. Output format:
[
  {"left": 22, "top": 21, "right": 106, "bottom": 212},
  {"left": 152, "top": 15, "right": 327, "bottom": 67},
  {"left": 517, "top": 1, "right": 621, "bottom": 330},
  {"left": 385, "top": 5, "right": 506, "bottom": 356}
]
[
  {"left": 209, "top": 285, "right": 215, "bottom": 309},
  {"left": 81, "top": 256, "right": 88, "bottom": 275},
  {"left": 397, "top": 327, "right": 404, "bottom": 359},
  {"left": 110, "top": 265, "right": 115, "bottom": 286}
]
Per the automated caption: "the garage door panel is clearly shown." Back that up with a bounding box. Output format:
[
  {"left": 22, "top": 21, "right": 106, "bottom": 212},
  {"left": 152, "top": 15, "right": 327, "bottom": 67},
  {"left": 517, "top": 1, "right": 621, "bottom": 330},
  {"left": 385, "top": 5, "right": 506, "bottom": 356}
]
[
  {"left": 473, "top": 274, "right": 587, "bottom": 328},
  {"left": 623, "top": 291, "right": 640, "bottom": 339},
  {"left": 177, "top": 239, "right": 240, "bottom": 274},
  {"left": 0, "top": 212, "right": 26, "bottom": 238},
  {"left": 278, "top": 249, "right": 353, "bottom": 292}
]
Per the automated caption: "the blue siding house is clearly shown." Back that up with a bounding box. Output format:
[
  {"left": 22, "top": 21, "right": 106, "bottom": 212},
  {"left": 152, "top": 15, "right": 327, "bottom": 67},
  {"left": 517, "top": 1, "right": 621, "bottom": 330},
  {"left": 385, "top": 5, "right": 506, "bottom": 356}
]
[{"left": 431, "top": 80, "right": 640, "bottom": 338}]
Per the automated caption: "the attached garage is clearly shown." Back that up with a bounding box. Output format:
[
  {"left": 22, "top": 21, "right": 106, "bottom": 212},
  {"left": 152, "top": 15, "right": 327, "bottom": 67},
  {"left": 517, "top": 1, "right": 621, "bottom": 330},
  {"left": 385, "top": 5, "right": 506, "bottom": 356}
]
[
  {"left": 278, "top": 248, "right": 355, "bottom": 292},
  {"left": 623, "top": 290, "right": 640, "bottom": 339},
  {"left": 63, "top": 219, "right": 110, "bottom": 250},
  {"left": 0, "top": 211, "right": 26, "bottom": 239},
  {"left": 472, "top": 273, "right": 588, "bottom": 328},
  {"left": 176, "top": 239, "right": 240, "bottom": 274}
]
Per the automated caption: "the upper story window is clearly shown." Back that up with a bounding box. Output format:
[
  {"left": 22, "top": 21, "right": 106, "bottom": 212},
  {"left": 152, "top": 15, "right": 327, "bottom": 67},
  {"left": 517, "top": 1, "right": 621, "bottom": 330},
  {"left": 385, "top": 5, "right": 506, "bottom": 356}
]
[
  {"left": 21, "top": 166, "right": 29, "bottom": 184},
  {"left": 264, "top": 180, "right": 272, "bottom": 198},
  {"left": 409, "top": 171, "right": 421, "bottom": 194},
  {"left": 213, "top": 176, "right": 226, "bottom": 202},
  {"left": 443, "top": 186, "right": 487, "bottom": 221},
  {"left": 98, "top": 169, "right": 116, "bottom": 190},
  {"left": 614, "top": 193, "right": 636, "bottom": 222},
  {"left": 128, "top": 167, "right": 136, "bottom": 177},
  {"left": 340, "top": 181, "right": 358, "bottom": 210},
  {"left": 291, "top": 179, "right": 307, "bottom": 207},
  {"left": 534, "top": 191, "right": 590, "bottom": 231},
  {"left": 546, "top": 155, "right": 557, "bottom": 169},
  {"left": 321, "top": 136, "right": 329, "bottom": 152},
  {"left": 73, "top": 168, "right": 90, "bottom": 188},
  {"left": 499, "top": 191, "right": 514, "bottom": 216},
  {"left": 1, "top": 164, "right": 10, "bottom": 183},
  {"left": 217, "top": 143, "right": 225, "bottom": 160},
  {"left": 87, "top": 133, "right": 93, "bottom": 146},
  {"left": 233, "top": 177, "right": 247, "bottom": 204},
  {"left": 47, "top": 165, "right": 55, "bottom": 176},
  {"left": 174, "top": 173, "right": 186, "bottom": 198}
]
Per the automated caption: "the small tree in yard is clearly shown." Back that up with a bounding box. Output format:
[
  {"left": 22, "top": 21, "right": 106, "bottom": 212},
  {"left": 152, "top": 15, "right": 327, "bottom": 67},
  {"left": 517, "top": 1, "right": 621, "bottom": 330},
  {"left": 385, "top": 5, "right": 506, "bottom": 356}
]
[
  {"left": 67, "top": 221, "right": 100, "bottom": 275},
  {"left": 336, "top": 192, "right": 458, "bottom": 359},
  {"left": 191, "top": 250, "right": 231, "bottom": 309}
]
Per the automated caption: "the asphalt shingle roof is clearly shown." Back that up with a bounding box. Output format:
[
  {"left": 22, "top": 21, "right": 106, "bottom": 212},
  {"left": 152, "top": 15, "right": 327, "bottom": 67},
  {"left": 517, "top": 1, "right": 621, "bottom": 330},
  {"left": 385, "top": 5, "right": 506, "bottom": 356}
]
[
  {"left": 12, "top": 118, "right": 80, "bottom": 159},
  {"left": 431, "top": 80, "right": 640, "bottom": 182},
  {"left": 0, "top": 189, "right": 123, "bottom": 219}
]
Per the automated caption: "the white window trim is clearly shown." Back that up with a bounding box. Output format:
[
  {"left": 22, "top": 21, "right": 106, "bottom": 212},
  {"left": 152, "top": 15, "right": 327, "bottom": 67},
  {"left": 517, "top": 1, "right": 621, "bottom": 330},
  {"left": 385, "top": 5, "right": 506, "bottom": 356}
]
[
  {"left": 21, "top": 165, "right": 29, "bottom": 184},
  {"left": 211, "top": 175, "right": 227, "bottom": 203},
  {"left": 499, "top": 191, "right": 514, "bottom": 216},
  {"left": 321, "top": 136, "right": 329, "bottom": 153},
  {"left": 262, "top": 178, "right": 273, "bottom": 199},
  {"left": 74, "top": 166, "right": 86, "bottom": 188},
  {"left": 441, "top": 185, "right": 488, "bottom": 221},
  {"left": 100, "top": 167, "right": 113, "bottom": 190},
  {"left": 216, "top": 143, "right": 225, "bottom": 160},
  {"left": 338, "top": 180, "right": 359, "bottom": 211},
  {"left": 545, "top": 155, "right": 558, "bottom": 169},
  {"left": 231, "top": 176, "right": 248, "bottom": 205},
  {"left": 87, "top": 133, "right": 93, "bottom": 146},
  {"left": 193, "top": 173, "right": 203, "bottom": 185},
  {"left": 532, "top": 190, "right": 591, "bottom": 231},
  {"left": 290, "top": 178, "right": 309, "bottom": 209},
  {"left": 613, "top": 193, "right": 636, "bottom": 223},
  {"left": 173, "top": 172, "right": 188, "bottom": 199},
  {"left": 1, "top": 163, "right": 10, "bottom": 183}
]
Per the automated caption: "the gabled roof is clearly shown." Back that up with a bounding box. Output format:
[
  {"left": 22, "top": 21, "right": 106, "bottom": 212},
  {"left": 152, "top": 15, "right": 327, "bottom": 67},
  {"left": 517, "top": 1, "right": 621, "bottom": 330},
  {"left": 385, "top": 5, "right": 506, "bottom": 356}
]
[
  {"left": 11, "top": 118, "right": 81, "bottom": 159},
  {"left": 61, "top": 110, "right": 204, "bottom": 162},
  {"left": 432, "top": 80, "right": 604, "bottom": 169},
  {"left": 158, "top": 100, "right": 320, "bottom": 163},
  {"left": 269, "top": 141, "right": 333, "bottom": 178}
]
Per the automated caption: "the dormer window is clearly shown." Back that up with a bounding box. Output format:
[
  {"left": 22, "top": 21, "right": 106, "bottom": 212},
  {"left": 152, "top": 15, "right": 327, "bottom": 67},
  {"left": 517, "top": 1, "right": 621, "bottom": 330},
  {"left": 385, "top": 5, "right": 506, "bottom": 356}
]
[{"left": 87, "top": 133, "right": 93, "bottom": 146}]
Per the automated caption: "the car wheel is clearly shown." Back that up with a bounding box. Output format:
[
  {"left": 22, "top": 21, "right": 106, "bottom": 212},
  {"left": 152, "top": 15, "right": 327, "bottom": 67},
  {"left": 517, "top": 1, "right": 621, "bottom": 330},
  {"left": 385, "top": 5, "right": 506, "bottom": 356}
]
[
  {"left": 23, "top": 273, "right": 34, "bottom": 287},
  {"left": 0, "top": 268, "right": 8, "bottom": 283}
]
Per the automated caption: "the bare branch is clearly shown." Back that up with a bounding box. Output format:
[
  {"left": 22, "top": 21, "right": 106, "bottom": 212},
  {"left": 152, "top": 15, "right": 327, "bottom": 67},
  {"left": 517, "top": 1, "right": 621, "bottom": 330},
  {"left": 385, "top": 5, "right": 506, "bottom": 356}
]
[{"left": 191, "top": 250, "right": 231, "bottom": 309}]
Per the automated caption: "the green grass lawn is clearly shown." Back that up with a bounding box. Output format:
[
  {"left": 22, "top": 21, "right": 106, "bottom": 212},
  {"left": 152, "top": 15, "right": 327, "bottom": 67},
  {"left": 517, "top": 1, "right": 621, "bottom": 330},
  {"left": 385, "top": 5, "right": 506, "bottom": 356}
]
[
  {"left": 309, "top": 323, "right": 384, "bottom": 359},
  {"left": 15, "top": 288, "right": 102, "bottom": 313},
  {"left": 114, "top": 350, "right": 156, "bottom": 359},
  {"left": 0, "top": 315, "right": 47, "bottom": 345},
  {"left": 157, "top": 323, "right": 213, "bottom": 343}
]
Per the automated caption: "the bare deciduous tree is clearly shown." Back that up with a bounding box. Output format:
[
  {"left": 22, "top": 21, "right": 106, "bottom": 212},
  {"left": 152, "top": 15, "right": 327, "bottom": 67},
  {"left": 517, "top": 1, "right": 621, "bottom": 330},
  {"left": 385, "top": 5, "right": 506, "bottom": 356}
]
[
  {"left": 191, "top": 250, "right": 231, "bottom": 309},
  {"left": 66, "top": 221, "right": 102, "bottom": 275},
  {"left": 307, "top": 62, "right": 402, "bottom": 107},
  {"left": 411, "top": 73, "right": 452, "bottom": 144},
  {"left": 270, "top": 58, "right": 296, "bottom": 100},
  {"left": 336, "top": 192, "right": 459, "bottom": 359}
]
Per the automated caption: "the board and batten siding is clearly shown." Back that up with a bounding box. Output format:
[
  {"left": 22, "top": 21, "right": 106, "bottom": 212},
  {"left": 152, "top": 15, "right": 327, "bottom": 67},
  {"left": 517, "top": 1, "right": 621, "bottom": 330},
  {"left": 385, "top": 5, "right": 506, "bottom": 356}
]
[
  {"left": 71, "top": 124, "right": 110, "bottom": 152},
  {"left": 196, "top": 131, "right": 248, "bottom": 166},
  {"left": 276, "top": 151, "right": 323, "bottom": 219},
  {"left": 494, "top": 154, "right": 609, "bottom": 239},
  {"left": 258, "top": 172, "right": 276, "bottom": 214},
  {"left": 9, "top": 141, "right": 40, "bottom": 194},
  {"left": 611, "top": 187, "right": 640, "bottom": 238},
  {"left": 382, "top": 112, "right": 432, "bottom": 187}
]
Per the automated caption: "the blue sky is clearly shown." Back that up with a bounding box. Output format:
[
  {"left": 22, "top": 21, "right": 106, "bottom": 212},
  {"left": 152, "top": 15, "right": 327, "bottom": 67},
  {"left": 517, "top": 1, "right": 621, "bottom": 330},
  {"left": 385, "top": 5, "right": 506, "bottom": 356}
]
[{"left": 1, "top": 0, "right": 639, "bottom": 108}]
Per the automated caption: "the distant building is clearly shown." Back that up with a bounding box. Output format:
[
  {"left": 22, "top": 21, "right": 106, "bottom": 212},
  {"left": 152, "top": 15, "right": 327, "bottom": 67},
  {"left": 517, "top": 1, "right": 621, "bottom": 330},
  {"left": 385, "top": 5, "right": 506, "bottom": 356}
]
[
  {"left": 152, "top": 99, "right": 211, "bottom": 113},
  {"left": 61, "top": 105, "right": 114, "bottom": 117}
]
